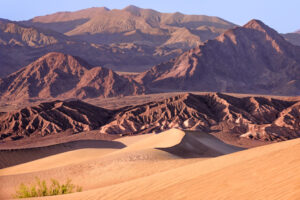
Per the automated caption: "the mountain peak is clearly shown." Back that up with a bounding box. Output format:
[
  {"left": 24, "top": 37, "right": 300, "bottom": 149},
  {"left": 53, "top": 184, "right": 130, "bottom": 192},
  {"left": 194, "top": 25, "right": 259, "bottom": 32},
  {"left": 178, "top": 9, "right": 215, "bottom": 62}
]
[
  {"left": 243, "top": 19, "right": 275, "bottom": 33},
  {"left": 99, "top": 7, "right": 110, "bottom": 11},
  {"left": 35, "top": 52, "right": 92, "bottom": 70},
  {"left": 123, "top": 5, "right": 142, "bottom": 14}
]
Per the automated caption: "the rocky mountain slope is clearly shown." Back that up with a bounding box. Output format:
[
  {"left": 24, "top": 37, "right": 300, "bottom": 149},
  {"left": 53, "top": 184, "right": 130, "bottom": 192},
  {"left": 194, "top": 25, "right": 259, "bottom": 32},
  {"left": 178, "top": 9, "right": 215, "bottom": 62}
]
[
  {"left": 1, "top": 93, "right": 299, "bottom": 142},
  {"left": 137, "top": 20, "right": 300, "bottom": 95},
  {"left": 99, "top": 93, "right": 300, "bottom": 142},
  {"left": 0, "top": 100, "right": 112, "bottom": 140},
  {"left": 0, "top": 52, "right": 144, "bottom": 101},
  {"left": 25, "top": 5, "right": 235, "bottom": 49}
]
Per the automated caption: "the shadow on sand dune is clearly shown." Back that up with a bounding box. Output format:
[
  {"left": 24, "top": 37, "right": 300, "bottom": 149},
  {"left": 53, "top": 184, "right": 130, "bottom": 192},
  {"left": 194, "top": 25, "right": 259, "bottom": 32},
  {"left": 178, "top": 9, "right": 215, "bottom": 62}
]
[
  {"left": 157, "top": 130, "right": 244, "bottom": 158},
  {"left": 0, "top": 140, "right": 126, "bottom": 169}
]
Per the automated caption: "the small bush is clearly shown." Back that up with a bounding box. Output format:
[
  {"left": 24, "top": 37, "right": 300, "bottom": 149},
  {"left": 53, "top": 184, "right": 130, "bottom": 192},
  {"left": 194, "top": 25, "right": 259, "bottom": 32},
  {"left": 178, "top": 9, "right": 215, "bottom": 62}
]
[{"left": 14, "top": 177, "right": 82, "bottom": 198}]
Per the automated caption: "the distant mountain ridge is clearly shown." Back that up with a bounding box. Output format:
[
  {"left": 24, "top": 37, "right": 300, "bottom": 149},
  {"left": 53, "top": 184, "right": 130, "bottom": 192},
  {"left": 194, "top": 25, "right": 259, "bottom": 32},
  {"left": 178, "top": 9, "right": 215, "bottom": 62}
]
[
  {"left": 25, "top": 5, "right": 235, "bottom": 49},
  {"left": 0, "top": 19, "right": 184, "bottom": 77}
]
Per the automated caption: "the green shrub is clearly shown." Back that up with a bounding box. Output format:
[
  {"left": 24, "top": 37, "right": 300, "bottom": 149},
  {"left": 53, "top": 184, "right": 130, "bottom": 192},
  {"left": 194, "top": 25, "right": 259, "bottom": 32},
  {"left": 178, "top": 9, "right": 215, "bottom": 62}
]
[{"left": 14, "top": 177, "right": 82, "bottom": 198}]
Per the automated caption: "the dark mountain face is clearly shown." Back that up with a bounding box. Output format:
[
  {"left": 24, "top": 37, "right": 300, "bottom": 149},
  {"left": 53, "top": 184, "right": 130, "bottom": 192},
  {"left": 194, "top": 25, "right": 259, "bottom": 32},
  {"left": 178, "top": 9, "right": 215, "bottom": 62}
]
[
  {"left": 0, "top": 52, "right": 145, "bottom": 102},
  {"left": 137, "top": 20, "right": 300, "bottom": 96}
]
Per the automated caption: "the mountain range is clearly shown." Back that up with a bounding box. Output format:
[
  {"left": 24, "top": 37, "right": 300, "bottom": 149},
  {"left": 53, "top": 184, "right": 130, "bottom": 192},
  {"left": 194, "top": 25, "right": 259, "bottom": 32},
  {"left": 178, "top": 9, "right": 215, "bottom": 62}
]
[
  {"left": 0, "top": 18, "right": 182, "bottom": 77},
  {"left": 22, "top": 6, "right": 300, "bottom": 49},
  {"left": 0, "top": 19, "right": 300, "bottom": 102},
  {"left": 0, "top": 7, "right": 300, "bottom": 102},
  {"left": 0, "top": 6, "right": 238, "bottom": 77},
  {"left": 25, "top": 5, "right": 235, "bottom": 48}
]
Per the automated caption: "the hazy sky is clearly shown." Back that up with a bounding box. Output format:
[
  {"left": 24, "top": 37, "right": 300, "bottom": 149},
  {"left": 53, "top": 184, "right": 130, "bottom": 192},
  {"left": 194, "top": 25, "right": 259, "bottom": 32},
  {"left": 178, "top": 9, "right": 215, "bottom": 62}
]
[{"left": 0, "top": 0, "right": 298, "bottom": 33}]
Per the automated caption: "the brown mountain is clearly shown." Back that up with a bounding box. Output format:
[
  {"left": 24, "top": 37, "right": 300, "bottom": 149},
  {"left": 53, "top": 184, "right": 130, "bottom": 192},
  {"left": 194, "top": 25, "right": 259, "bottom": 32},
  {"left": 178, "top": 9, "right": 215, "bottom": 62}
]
[
  {"left": 0, "top": 52, "right": 144, "bottom": 101},
  {"left": 137, "top": 20, "right": 300, "bottom": 96},
  {"left": 25, "top": 5, "right": 235, "bottom": 48},
  {"left": 99, "top": 93, "right": 300, "bottom": 142},
  {"left": 1, "top": 6, "right": 235, "bottom": 77},
  {"left": 0, "top": 100, "right": 112, "bottom": 140}
]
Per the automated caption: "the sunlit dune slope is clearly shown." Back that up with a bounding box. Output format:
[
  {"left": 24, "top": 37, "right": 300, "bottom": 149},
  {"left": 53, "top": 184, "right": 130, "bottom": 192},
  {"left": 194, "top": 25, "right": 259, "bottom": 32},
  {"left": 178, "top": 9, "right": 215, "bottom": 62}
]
[{"left": 18, "top": 137, "right": 300, "bottom": 200}]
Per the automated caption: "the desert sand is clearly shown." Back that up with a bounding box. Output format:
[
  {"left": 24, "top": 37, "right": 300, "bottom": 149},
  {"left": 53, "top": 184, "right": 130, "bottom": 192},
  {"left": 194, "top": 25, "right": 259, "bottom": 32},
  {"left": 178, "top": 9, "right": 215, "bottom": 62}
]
[{"left": 0, "top": 129, "right": 299, "bottom": 200}]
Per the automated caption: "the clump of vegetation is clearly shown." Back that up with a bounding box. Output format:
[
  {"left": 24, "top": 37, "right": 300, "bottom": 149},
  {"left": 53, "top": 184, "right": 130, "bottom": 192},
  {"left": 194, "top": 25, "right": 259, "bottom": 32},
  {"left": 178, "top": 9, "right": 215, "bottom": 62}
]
[{"left": 14, "top": 177, "right": 82, "bottom": 198}]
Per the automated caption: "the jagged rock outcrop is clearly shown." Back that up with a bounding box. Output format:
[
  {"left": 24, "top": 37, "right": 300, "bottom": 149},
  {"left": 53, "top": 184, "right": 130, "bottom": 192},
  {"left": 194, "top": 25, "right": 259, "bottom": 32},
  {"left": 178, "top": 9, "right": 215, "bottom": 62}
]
[
  {"left": 0, "top": 52, "right": 144, "bottom": 101},
  {"left": 0, "top": 100, "right": 112, "bottom": 140},
  {"left": 99, "top": 93, "right": 300, "bottom": 142},
  {"left": 0, "top": 93, "right": 299, "bottom": 142},
  {"left": 137, "top": 20, "right": 300, "bottom": 95}
]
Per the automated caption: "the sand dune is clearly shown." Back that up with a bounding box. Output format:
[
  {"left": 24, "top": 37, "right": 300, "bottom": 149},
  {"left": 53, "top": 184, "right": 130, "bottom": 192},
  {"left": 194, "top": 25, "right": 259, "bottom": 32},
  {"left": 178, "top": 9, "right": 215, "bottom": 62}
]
[
  {"left": 0, "top": 129, "right": 240, "bottom": 199},
  {"left": 1, "top": 129, "right": 299, "bottom": 200},
  {"left": 113, "top": 129, "right": 243, "bottom": 159},
  {"left": 21, "top": 137, "right": 300, "bottom": 200}
]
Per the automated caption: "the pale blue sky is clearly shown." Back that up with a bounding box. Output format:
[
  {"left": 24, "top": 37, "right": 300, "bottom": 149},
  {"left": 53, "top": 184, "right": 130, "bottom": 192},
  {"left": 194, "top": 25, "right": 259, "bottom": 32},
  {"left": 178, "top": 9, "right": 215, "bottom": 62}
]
[{"left": 0, "top": 0, "right": 298, "bottom": 33}]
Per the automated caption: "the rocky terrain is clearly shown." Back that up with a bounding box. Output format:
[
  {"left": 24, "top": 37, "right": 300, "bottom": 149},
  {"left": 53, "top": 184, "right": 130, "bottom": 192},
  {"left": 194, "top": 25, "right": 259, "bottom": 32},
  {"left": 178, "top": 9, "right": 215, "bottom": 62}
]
[
  {"left": 1, "top": 93, "right": 299, "bottom": 142},
  {"left": 0, "top": 100, "right": 112, "bottom": 140},
  {"left": 0, "top": 52, "right": 144, "bottom": 101},
  {"left": 100, "top": 93, "right": 300, "bottom": 142},
  {"left": 137, "top": 20, "right": 300, "bottom": 95}
]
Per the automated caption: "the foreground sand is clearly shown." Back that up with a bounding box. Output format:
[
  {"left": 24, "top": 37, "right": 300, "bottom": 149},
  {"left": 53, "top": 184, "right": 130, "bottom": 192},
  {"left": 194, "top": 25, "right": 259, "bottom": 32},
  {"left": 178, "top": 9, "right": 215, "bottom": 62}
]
[{"left": 0, "top": 129, "right": 299, "bottom": 200}]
